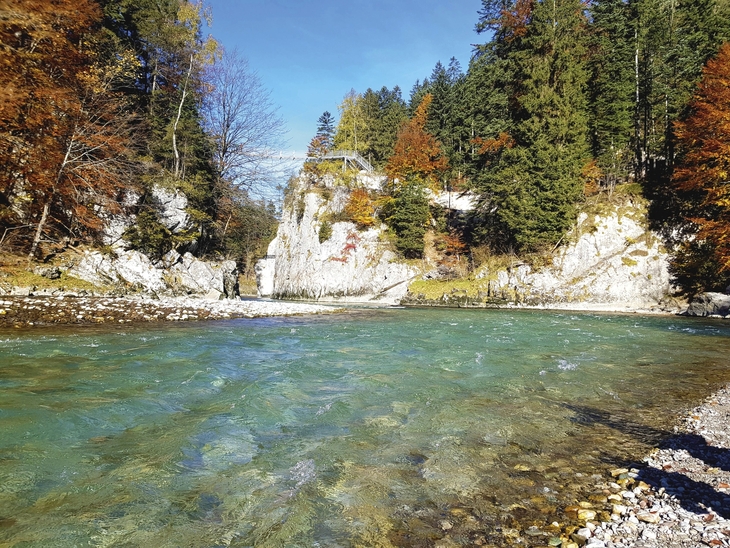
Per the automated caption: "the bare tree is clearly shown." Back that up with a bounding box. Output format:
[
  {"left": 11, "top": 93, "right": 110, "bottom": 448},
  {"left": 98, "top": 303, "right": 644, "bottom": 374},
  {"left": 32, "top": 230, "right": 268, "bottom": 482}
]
[{"left": 203, "top": 49, "right": 286, "bottom": 194}]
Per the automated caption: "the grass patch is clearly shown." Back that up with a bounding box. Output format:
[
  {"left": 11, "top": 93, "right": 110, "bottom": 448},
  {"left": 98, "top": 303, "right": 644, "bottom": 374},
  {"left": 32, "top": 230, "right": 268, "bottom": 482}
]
[
  {"left": 408, "top": 277, "right": 489, "bottom": 300},
  {"left": 238, "top": 275, "right": 258, "bottom": 296}
]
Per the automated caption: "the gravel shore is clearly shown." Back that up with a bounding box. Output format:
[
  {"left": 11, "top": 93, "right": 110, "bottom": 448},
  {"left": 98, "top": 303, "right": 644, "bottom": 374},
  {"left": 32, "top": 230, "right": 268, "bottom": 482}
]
[
  {"left": 553, "top": 386, "right": 730, "bottom": 548},
  {"left": 0, "top": 295, "right": 340, "bottom": 327}
]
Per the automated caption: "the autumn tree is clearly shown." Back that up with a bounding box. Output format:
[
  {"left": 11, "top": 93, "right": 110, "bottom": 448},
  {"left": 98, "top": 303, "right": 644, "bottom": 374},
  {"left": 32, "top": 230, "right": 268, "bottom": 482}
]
[
  {"left": 385, "top": 94, "right": 448, "bottom": 187},
  {"left": 670, "top": 42, "right": 730, "bottom": 293},
  {"left": 0, "top": 0, "right": 139, "bottom": 260}
]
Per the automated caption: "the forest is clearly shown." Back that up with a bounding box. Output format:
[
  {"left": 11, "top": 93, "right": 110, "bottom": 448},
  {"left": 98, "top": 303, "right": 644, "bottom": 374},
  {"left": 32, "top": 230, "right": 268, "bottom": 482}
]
[
  {"left": 0, "top": 0, "right": 281, "bottom": 278},
  {"left": 2, "top": 0, "right": 730, "bottom": 293},
  {"left": 311, "top": 0, "right": 730, "bottom": 294}
]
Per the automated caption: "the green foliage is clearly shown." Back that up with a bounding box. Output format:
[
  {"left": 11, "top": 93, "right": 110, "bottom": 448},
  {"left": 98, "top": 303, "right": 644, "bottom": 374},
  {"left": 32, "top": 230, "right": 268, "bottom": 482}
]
[
  {"left": 588, "top": 0, "right": 635, "bottom": 188},
  {"left": 217, "top": 198, "right": 278, "bottom": 276},
  {"left": 318, "top": 220, "right": 333, "bottom": 243},
  {"left": 316, "top": 111, "right": 336, "bottom": 151},
  {"left": 123, "top": 210, "right": 174, "bottom": 259},
  {"left": 670, "top": 240, "right": 730, "bottom": 295},
  {"left": 473, "top": 0, "right": 590, "bottom": 252},
  {"left": 382, "top": 179, "right": 431, "bottom": 258}
]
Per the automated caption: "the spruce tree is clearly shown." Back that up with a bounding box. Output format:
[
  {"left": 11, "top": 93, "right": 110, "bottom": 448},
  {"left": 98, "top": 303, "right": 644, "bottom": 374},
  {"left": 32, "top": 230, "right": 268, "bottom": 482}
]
[
  {"left": 315, "top": 111, "right": 336, "bottom": 151},
  {"left": 588, "top": 0, "right": 635, "bottom": 189},
  {"left": 488, "top": 0, "right": 591, "bottom": 251}
]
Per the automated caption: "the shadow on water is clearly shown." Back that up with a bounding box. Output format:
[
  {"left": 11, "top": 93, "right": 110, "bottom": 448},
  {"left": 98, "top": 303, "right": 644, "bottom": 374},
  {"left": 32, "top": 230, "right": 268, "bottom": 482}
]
[{"left": 565, "top": 403, "right": 730, "bottom": 519}]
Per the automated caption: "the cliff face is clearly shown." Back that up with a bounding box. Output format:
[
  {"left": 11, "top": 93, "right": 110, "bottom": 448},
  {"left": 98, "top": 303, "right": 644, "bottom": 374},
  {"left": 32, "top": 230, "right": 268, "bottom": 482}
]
[
  {"left": 259, "top": 178, "right": 677, "bottom": 311},
  {"left": 406, "top": 200, "right": 678, "bottom": 312},
  {"left": 257, "top": 180, "right": 415, "bottom": 304}
]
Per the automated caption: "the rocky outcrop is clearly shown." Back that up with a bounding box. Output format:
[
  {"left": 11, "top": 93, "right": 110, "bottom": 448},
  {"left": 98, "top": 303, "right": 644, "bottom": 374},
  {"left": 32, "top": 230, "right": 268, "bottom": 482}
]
[
  {"left": 683, "top": 292, "right": 730, "bottom": 318},
  {"left": 405, "top": 201, "right": 679, "bottom": 312},
  {"left": 67, "top": 249, "right": 238, "bottom": 299},
  {"left": 101, "top": 185, "right": 194, "bottom": 249},
  {"left": 257, "top": 180, "right": 415, "bottom": 304}
]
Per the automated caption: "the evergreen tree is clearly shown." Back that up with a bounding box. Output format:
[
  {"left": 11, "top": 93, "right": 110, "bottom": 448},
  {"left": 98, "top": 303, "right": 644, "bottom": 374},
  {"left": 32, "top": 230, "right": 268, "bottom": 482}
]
[
  {"left": 383, "top": 179, "right": 431, "bottom": 258},
  {"left": 479, "top": 0, "right": 591, "bottom": 251},
  {"left": 315, "top": 111, "right": 336, "bottom": 151},
  {"left": 588, "top": 0, "right": 635, "bottom": 189}
]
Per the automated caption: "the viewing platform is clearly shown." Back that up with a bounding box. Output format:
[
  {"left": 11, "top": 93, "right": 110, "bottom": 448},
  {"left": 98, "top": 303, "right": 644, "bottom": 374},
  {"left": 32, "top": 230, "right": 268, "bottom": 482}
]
[{"left": 306, "top": 149, "right": 374, "bottom": 173}]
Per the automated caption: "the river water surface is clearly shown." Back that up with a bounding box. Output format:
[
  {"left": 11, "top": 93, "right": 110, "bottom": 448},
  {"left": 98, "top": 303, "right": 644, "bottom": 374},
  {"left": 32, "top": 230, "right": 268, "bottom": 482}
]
[{"left": 1, "top": 308, "right": 730, "bottom": 547}]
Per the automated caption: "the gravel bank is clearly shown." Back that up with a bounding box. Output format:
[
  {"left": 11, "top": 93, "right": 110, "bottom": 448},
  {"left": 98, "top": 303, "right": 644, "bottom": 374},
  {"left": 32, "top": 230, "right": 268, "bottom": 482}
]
[
  {"left": 553, "top": 386, "right": 730, "bottom": 548},
  {"left": 0, "top": 295, "right": 340, "bottom": 327}
]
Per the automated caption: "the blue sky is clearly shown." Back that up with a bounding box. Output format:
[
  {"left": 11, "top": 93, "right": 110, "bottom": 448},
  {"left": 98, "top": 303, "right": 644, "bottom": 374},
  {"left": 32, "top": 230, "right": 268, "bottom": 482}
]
[{"left": 206, "top": 0, "right": 484, "bottom": 153}]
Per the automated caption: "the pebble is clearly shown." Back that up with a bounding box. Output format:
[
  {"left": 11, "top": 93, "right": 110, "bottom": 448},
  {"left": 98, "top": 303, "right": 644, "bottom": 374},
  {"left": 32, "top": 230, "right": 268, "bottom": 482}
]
[{"left": 559, "top": 384, "right": 730, "bottom": 548}]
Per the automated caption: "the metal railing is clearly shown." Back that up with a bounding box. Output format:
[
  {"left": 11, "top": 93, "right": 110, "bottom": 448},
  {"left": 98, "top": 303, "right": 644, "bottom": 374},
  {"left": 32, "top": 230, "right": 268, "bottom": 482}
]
[{"left": 309, "top": 150, "right": 374, "bottom": 173}]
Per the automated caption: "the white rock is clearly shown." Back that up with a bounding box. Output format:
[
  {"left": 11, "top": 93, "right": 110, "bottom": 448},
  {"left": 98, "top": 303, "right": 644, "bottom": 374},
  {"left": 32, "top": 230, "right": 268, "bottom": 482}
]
[{"left": 258, "top": 180, "right": 416, "bottom": 304}]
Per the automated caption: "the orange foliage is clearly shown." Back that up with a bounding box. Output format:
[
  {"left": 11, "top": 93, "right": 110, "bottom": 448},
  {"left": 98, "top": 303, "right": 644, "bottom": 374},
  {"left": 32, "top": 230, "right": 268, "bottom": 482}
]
[
  {"left": 443, "top": 231, "right": 467, "bottom": 256},
  {"left": 345, "top": 188, "right": 376, "bottom": 227},
  {"left": 473, "top": 132, "right": 515, "bottom": 155},
  {"left": 501, "top": 0, "right": 533, "bottom": 41},
  {"left": 0, "top": 0, "right": 137, "bottom": 256},
  {"left": 385, "top": 94, "right": 448, "bottom": 187},
  {"left": 307, "top": 135, "right": 329, "bottom": 158},
  {"left": 581, "top": 159, "right": 603, "bottom": 196},
  {"left": 673, "top": 42, "right": 730, "bottom": 271}
]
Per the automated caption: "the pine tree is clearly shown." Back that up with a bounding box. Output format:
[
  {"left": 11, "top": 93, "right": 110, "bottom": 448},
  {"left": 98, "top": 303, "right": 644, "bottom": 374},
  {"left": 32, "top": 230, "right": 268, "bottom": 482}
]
[
  {"left": 588, "top": 0, "right": 635, "bottom": 189},
  {"left": 484, "top": 0, "right": 591, "bottom": 251},
  {"left": 315, "top": 111, "right": 336, "bottom": 151}
]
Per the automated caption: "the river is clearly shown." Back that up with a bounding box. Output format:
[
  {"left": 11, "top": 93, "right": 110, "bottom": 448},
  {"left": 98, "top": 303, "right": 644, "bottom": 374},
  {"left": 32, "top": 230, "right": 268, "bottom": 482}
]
[{"left": 1, "top": 308, "right": 729, "bottom": 546}]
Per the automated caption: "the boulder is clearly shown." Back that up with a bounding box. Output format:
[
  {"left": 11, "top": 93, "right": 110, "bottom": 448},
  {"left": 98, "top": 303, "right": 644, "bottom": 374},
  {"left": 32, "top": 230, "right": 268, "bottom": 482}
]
[
  {"left": 33, "top": 266, "right": 61, "bottom": 280},
  {"left": 684, "top": 292, "right": 730, "bottom": 318},
  {"left": 152, "top": 185, "right": 192, "bottom": 233},
  {"left": 67, "top": 250, "right": 238, "bottom": 298}
]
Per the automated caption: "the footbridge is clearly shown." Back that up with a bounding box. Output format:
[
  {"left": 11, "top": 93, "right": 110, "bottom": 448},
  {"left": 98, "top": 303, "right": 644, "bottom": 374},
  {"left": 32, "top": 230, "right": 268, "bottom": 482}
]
[
  {"left": 279, "top": 150, "right": 374, "bottom": 173},
  {"left": 316, "top": 150, "right": 374, "bottom": 173}
]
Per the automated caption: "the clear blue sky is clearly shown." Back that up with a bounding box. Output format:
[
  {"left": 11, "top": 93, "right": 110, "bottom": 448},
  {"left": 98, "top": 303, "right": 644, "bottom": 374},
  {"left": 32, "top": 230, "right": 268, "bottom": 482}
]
[{"left": 206, "top": 0, "right": 484, "bottom": 153}]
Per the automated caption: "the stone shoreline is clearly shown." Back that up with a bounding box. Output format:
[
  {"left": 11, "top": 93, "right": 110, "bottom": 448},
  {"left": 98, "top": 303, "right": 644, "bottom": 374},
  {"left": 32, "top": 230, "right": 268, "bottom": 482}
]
[
  {"left": 0, "top": 295, "right": 340, "bottom": 328},
  {"left": 550, "top": 385, "right": 730, "bottom": 548}
]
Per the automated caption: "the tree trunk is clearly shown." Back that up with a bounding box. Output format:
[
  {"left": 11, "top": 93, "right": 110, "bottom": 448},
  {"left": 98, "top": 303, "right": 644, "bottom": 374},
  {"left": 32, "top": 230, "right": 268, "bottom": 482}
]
[
  {"left": 172, "top": 53, "right": 194, "bottom": 179},
  {"left": 28, "top": 135, "right": 74, "bottom": 264}
]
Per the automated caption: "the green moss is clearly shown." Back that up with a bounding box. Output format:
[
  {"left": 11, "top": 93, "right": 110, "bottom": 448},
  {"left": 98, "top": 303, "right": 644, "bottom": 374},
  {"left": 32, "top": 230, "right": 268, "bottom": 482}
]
[
  {"left": 621, "top": 256, "right": 638, "bottom": 267},
  {"left": 318, "top": 220, "right": 333, "bottom": 243},
  {"left": 1, "top": 265, "right": 111, "bottom": 293}
]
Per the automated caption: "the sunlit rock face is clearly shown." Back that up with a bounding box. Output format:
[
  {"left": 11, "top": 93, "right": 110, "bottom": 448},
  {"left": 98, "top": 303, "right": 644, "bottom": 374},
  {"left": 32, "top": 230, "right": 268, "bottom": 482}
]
[
  {"left": 257, "top": 179, "right": 415, "bottom": 304},
  {"left": 68, "top": 250, "right": 238, "bottom": 299},
  {"left": 472, "top": 203, "right": 676, "bottom": 310}
]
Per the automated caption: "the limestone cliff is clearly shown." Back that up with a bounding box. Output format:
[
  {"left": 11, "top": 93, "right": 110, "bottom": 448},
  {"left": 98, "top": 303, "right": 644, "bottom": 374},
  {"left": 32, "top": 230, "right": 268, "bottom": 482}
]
[
  {"left": 257, "top": 178, "right": 415, "bottom": 304},
  {"left": 405, "top": 200, "right": 679, "bottom": 312},
  {"left": 259, "top": 176, "right": 678, "bottom": 311}
]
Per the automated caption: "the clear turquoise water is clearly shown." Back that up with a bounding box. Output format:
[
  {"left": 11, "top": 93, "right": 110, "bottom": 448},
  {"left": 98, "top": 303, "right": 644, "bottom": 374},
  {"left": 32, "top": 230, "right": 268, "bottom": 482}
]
[{"left": 1, "top": 308, "right": 730, "bottom": 547}]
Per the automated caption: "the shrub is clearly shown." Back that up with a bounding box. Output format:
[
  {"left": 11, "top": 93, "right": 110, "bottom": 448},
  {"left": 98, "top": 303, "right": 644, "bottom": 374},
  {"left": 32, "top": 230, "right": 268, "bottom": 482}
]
[
  {"left": 318, "top": 220, "right": 333, "bottom": 243},
  {"left": 345, "top": 188, "right": 376, "bottom": 227}
]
